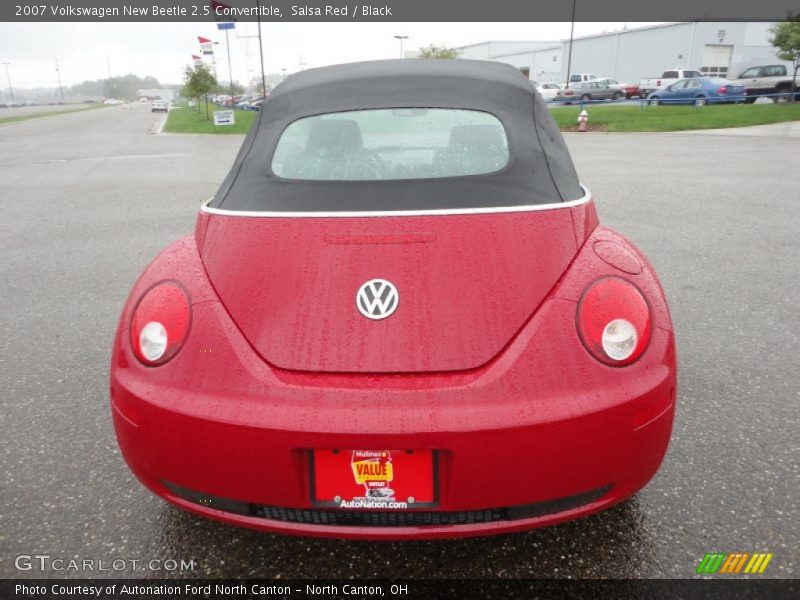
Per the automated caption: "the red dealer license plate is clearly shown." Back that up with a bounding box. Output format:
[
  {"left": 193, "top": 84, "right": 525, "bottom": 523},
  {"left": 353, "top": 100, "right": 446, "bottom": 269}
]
[{"left": 311, "top": 449, "right": 437, "bottom": 509}]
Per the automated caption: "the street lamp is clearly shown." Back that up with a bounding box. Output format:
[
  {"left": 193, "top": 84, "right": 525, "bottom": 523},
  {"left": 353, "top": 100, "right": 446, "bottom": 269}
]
[
  {"left": 281, "top": 68, "right": 287, "bottom": 81},
  {"left": 1, "top": 62, "right": 14, "bottom": 101},
  {"left": 564, "top": 0, "right": 576, "bottom": 89},
  {"left": 394, "top": 35, "right": 408, "bottom": 59}
]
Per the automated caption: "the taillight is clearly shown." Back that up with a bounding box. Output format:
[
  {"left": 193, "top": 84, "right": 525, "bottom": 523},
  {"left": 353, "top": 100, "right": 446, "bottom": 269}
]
[
  {"left": 577, "top": 277, "right": 651, "bottom": 366},
  {"left": 565, "top": 90, "right": 574, "bottom": 96},
  {"left": 718, "top": 86, "right": 728, "bottom": 94},
  {"left": 130, "top": 281, "right": 191, "bottom": 366}
]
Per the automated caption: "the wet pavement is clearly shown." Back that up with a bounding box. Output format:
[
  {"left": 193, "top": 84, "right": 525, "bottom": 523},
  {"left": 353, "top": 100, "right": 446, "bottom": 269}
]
[{"left": 1, "top": 103, "right": 797, "bottom": 579}]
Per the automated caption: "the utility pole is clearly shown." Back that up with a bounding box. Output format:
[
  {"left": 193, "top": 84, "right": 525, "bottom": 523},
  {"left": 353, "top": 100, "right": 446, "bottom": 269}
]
[
  {"left": 565, "top": 0, "right": 576, "bottom": 88},
  {"left": 1, "top": 62, "right": 13, "bottom": 101},
  {"left": 394, "top": 35, "right": 408, "bottom": 59},
  {"left": 281, "top": 68, "right": 287, "bottom": 81},
  {"left": 256, "top": 0, "right": 267, "bottom": 96},
  {"left": 232, "top": 18, "right": 266, "bottom": 96},
  {"left": 55, "top": 58, "right": 64, "bottom": 102},
  {"left": 225, "top": 27, "right": 234, "bottom": 102}
]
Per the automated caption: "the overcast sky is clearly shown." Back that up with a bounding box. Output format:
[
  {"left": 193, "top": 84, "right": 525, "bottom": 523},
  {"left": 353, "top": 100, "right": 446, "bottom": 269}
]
[{"left": 0, "top": 22, "right": 666, "bottom": 89}]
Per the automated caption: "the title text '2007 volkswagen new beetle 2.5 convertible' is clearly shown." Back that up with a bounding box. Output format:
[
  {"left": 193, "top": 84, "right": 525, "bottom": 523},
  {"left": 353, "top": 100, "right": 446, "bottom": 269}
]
[{"left": 110, "top": 60, "right": 676, "bottom": 539}]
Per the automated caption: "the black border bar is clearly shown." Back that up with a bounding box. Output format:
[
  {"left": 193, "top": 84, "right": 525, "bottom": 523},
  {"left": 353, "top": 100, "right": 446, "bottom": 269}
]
[
  {"left": 2, "top": 578, "right": 798, "bottom": 600},
  {"left": 3, "top": 0, "right": 800, "bottom": 22}
]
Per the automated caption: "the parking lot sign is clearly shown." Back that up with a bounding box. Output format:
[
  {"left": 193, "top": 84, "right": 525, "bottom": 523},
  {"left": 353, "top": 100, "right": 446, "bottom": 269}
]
[{"left": 213, "top": 110, "right": 235, "bottom": 126}]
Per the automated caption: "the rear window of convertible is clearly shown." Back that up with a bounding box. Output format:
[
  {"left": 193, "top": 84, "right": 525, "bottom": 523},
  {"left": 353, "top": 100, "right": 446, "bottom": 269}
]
[{"left": 270, "top": 108, "right": 509, "bottom": 181}]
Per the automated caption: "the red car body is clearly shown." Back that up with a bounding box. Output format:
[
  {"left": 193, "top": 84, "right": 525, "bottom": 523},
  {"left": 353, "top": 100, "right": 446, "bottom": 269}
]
[
  {"left": 111, "top": 60, "right": 676, "bottom": 539},
  {"left": 624, "top": 84, "right": 641, "bottom": 98}
]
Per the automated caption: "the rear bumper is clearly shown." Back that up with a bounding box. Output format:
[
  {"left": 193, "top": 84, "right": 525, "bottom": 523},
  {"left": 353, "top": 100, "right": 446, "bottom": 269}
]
[
  {"left": 111, "top": 224, "right": 677, "bottom": 539},
  {"left": 112, "top": 382, "right": 674, "bottom": 540},
  {"left": 111, "top": 298, "right": 676, "bottom": 540}
]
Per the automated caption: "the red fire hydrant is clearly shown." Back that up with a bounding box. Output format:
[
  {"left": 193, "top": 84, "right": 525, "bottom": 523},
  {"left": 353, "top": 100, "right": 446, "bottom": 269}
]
[{"left": 577, "top": 109, "right": 589, "bottom": 132}]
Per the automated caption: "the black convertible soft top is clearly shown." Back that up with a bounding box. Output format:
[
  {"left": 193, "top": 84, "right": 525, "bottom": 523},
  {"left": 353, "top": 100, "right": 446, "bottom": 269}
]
[{"left": 209, "top": 59, "right": 582, "bottom": 213}]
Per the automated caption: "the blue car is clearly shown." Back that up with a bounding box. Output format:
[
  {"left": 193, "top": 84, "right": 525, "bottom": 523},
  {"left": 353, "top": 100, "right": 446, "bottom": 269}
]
[{"left": 647, "top": 78, "right": 746, "bottom": 106}]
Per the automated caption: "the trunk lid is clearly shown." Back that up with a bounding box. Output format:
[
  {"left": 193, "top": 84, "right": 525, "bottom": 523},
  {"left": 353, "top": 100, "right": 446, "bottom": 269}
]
[{"left": 200, "top": 209, "right": 579, "bottom": 373}]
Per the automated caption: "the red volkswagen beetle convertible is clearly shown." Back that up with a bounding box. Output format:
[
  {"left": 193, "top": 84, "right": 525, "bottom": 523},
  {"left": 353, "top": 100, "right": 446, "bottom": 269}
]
[{"left": 110, "top": 60, "right": 676, "bottom": 539}]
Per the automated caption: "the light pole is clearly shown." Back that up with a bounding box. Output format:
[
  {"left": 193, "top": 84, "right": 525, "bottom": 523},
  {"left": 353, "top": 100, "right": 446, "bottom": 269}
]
[
  {"left": 255, "top": 0, "right": 267, "bottom": 96},
  {"left": 225, "top": 28, "right": 234, "bottom": 103},
  {"left": 281, "top": 68, "right": 287, "bottom": 81},
  {"left": 55, "top": 58, "right": 64, "bottom": 103},
  {"left": 1, "top": 62, "right": 13, "bottom": 101},
  {"left": 564, "top": 0, "right": 576, "bottom": 88},
  {"left": 231, "top": 11, "right": 267, "bottom": 96},
  {"left": 394, "top": 35, "right": 408, "bottom": 59}
]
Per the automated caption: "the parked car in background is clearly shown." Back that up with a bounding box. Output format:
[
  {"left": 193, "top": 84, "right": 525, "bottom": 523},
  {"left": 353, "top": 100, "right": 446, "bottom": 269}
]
[
  {"left": 731, "top": 64, "right": 800, "bottom": 102},
  {"left": 594, "top": 78, "right": 639, "bottom": 99},
  {"left": 647, "top": 78, "right": 746, "bottom": 106},
  {"left": 103, "top": 98, "right": 124, "bottom": 105},
  {"left": 532, "top": 81, "right": 562, "bottom": 100},
  {"left": 240, "top": 95, "right": 266, "bottom": 111},
  {"left": 639, "top": 69, "right": 703, "bottom": 98},
  {"left": 555, "top": 81, "right": 624, "bottom": 103},
  {"left": 223, "top": 95, "right": 247, "bottom": 107},
  {"left": 151, "top": 99, "right": 169, "bottom": 112}
]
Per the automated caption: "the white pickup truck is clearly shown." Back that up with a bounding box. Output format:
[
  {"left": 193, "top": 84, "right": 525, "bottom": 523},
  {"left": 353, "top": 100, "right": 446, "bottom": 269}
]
[
  {"left": 558, "top": 73, "right": 601, "bottom": 87},
  {"left": 731, "top": 64, "right": 800, "bottom": 102},
  {"left": 639, "top": 69, "right": 704, "bottom": 98}
]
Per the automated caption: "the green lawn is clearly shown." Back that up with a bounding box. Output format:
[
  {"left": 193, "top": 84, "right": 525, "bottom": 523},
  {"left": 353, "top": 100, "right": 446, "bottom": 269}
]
[
  {"left": 550, "top": 102, "right": 800, "bottom": 132},
  {"left": 0, "top": 103, "right": 108, "bottom": 126},
  {"left": 159, "top": 100, "right": 800, "bottom": 135},
  {"left": 163, "top": 102, "right": 257, "bottom": 134}
]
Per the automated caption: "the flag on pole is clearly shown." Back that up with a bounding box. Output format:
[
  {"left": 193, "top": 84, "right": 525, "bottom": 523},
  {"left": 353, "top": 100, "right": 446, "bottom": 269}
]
[
  {"left": 192, "top": 55, "right": 202, "bottom": 62},
  {"left": 198, "top": 36, "right": 214, "bottom": 55}
]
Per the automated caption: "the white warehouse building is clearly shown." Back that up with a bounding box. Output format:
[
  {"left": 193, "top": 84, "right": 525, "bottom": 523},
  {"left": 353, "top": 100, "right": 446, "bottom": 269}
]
[{"left": 456, "top": 22, "right": 789, "bottom": 85}]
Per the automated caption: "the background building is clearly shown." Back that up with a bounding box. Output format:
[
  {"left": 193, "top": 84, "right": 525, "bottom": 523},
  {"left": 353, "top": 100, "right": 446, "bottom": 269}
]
[
  {"left": 136, "top": 88, "right": 175, "bottom": 101},
  {"left": 456, "top": 22, "right": 789, "bottom": 84}
]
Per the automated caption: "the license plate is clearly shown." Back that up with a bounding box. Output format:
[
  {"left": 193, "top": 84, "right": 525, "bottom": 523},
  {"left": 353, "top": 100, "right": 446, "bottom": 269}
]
[{"left": 311, "top": 449, "right": 437, "bottom": 509}]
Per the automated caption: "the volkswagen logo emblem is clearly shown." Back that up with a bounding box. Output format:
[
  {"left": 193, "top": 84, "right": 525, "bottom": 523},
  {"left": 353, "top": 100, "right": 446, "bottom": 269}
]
[{"left": 356, "top": 279, "right": 399, "bottom": 320}]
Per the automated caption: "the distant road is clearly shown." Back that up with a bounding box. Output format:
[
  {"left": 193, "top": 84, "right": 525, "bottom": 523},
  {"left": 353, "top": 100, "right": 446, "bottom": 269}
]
[{"left": 0, "top": 102, "right": 108, "bottom": 119}]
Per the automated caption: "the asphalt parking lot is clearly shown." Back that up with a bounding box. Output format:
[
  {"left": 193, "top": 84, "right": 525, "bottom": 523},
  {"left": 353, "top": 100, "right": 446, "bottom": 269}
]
[{"left": 0, "top": 103, "right": 797, "bottom": 579}]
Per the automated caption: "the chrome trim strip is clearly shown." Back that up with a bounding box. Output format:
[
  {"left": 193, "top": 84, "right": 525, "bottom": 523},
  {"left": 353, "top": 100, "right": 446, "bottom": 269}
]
[{"left": 200, "top": 185, "right": 590, "bottom": 218}]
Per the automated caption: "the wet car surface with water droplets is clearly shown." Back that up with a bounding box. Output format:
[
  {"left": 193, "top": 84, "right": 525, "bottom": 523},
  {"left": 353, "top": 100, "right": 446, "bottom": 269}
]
[
  {"left": 1, "top": 73, "right": 797, "bottom": 578},
  {"left": 109, "top": 60, "right": 676, "bottom": 540}
]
